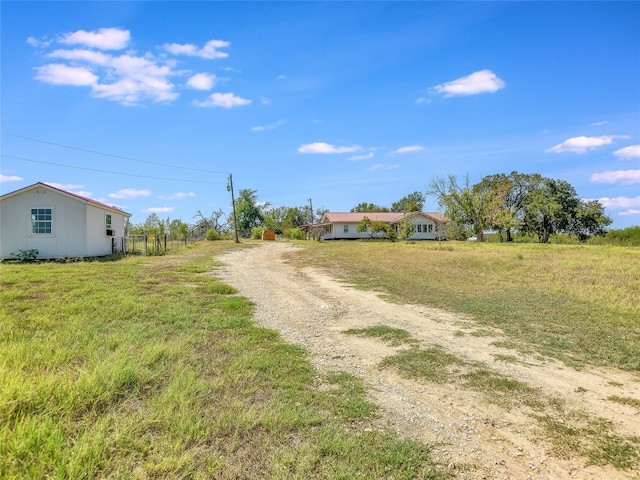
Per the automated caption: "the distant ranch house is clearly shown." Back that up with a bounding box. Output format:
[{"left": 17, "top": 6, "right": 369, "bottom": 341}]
[
  {"left": 0, "top": 182, "right": 131, "bottom": 260},
  {"left": 315, "top": 211, "right": 448, "bottom": 241}
]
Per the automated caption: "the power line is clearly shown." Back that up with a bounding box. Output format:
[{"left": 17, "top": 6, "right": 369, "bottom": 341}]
[
  {"left": 1, "top": 154, "right": 226, "bottom": 185},
  {"left": 1, "top": 132, "right": 229, "bottom": 175}
]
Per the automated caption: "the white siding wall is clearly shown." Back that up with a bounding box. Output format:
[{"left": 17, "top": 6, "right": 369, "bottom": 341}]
[{"left": 0, "top": 188, "right": 87, "bottom": 258}]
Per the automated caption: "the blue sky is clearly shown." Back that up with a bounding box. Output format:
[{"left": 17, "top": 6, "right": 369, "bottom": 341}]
[{"left": 1, "top": 1, "right": 639, "bottom": 229}]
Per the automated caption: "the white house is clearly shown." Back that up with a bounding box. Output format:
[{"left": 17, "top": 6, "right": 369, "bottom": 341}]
[
  {"left": 315, "top": 211, "right": 448, "bottom": 241},
  {"left": 0, "top": 182, "right": 131, "bottom": 260}
]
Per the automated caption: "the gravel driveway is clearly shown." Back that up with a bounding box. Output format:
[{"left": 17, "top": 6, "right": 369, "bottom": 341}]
[{"left": 216, "top": 241, "right": 639, "bottom": 480}]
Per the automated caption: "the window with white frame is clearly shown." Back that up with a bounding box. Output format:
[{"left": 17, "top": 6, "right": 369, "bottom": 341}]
[
  {"left": 417, "top": 224, "right": 422, "bottom": 233},
  {"left": 343, "top": 224, "right": 349, "bottom": 233},
  {"left": 428, "top": 224, "right": 433, "bottom": 233},
  {"left": 106, "top": 214, "right": 112, "bottom": 230},
  {"left": 31, "top": 208, "right": 53, "bottom": 234}
]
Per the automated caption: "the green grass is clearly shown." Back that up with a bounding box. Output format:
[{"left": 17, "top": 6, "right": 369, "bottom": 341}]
[
  {"left": 343, "top": 325, "right": 419, "bottom": 347},
  {"left": 291, "top": 241, "right": 640, "bottom": 371},
  {"left": 0, "top": 241, "right": 449, "bottom": 479}
]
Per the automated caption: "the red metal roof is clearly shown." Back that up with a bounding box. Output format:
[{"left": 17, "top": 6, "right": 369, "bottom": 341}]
[
  {"left": 1, "top": 182, "right": 132, "bottom": 216},
  {"left": 320, "top": 211, "right": 448, "bottom": 224}
]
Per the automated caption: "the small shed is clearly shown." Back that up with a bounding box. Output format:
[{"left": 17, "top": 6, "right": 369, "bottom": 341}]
[
  {"left": 261, "top": 229, "right": 276, "bottom": 241},
  {"left": 0, "top": 182, "right": 131, "bottom": 259}
]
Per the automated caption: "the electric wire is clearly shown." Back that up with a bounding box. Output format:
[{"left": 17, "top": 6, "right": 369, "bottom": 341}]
[
  {"left": 1, "top": 154, "right": 226, "bottom": 185},
  {"left": 1, "top": 132, "right": 229, "bottom": 175}
]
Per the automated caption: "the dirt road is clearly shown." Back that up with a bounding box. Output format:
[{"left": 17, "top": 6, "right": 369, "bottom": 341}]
[{"left": 216, "top": 242, "right": 639, "bottom": 479}]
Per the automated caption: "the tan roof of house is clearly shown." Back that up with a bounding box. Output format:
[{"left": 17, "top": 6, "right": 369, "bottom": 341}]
[{"left": 1, "top": 182, "right": 132, "bottom": 217}]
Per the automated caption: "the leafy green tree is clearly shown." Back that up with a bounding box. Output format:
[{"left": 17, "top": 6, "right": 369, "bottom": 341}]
[
  {"left": 391, "top": 192, "right": 425, "bottom": 212},
  {"left": 426, "top": 174, "right": 501, "bottom": 242},
  {"left": 351, "top": 202, "right": 389, "bottom": 213},
  {"left": 397, "top": 216, "right": 416, "bottom": 241},
  {"left": 357, "top": 216, "right": 397, "bottom": 241},
  {"left": 521, "top": 178, "right": 580, "bottom": 243},
  {"left": 235, "top": 189, "right": 267, "bottom": 237},
  {"left": 142, "top": 213, "right": 164, "bottom": 236},
  {"left": 569, "top": 200, "right": 612, "bottom": 242}
]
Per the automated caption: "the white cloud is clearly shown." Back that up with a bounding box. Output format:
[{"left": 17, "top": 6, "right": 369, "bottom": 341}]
[
  {"left": 187, "top": 73, "right": 216, "bottom": 90},
  {"left": 432, "top": 69, "right": 505, "bottom": 97},
  {"left": 35, "top": 64, "right": 98, "bottom": 86},
  {"left": 591, "top": 170, "right": 640, "bottom": 185},
  {"left": 27, "top": 36, "right": 52, "bottom": 48},
  {"left": 162, "top": 39, "right": 230, "bottom": 59},
  {"left": 0, "top": 175, "right": 23, "bottom": 183},
  {"left": 251, "top": 119, "right": 285, "bottom": 132},
  {"left": 545, "top": 135, "right": 630, "bottom": 154},
  {"left": 348, "top": 152, "right": 374, "bottom": 161},
  {"left": 194, "top": 92, "right": 251, "bottom": 108},
  {"left": 416, "top": 97, "right": 432, "bottom": 105},
  {"left": 613, "top": 145, "right": 640, "bottom": 159},
  {"left": 48, "top": 48, "right": 111, "bottom": 65},
  {"left": 109, "top": 188, "right": 151, "bottom": 199},
  {"left": 590, "top": 121, "right": 608, "bottom": 127},
  {"left": 368, "top": 163, "right": 400, "bottom": 171},
  {"left": 158, "top": 192, "right": 196, "bottom": 200},
  {"left": 620, "top": 209, "right": 640, "bottom": 216},
  {"left": 298, "top": 142, "right": 360, "bottom": 154},
  {"left": 59, "top": 27, "right": 131, "bottom": 50},
  {"left": 143, "top": 206, "right": 175, "bottom": 213},
  {"left": 391, "top": 145, "right": 423, "bottom": 155},
  {"left": 598, "top": 196, "right": 640, "bottom": 209}
]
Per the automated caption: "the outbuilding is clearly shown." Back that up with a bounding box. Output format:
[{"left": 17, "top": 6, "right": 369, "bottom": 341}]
[{"left": 0, "top": 182, "right": 131, "bottom": 260}]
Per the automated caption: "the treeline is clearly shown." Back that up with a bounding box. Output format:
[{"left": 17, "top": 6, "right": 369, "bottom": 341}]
[{"left": 428, "top": 172, "right": 614, "bottom": 243}]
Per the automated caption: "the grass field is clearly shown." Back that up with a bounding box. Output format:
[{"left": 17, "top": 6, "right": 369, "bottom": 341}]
[
  {"left": 0, "top": 242, "right": 447, "bottom": 479},
  {"left": 291, "top": 240, "right": 640, "bottom": 372}
]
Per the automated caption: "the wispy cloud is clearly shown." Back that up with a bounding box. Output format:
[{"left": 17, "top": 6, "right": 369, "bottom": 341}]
[
  {"left": 613, "top": 145, "right": 640, "bottom": 159},
  {"left": 36, "top": 63, "right": 98, "bottom": 86},
  {"left": 416, "top": 97, "right": 432, "bottom": 105},
  {"left": 143, "top": 206, "right": 175, "bottom": 213},
  {"left": 591, "top": 170, "right": 640, "bottom": 185},
  {"left": 109, "top": 188, "right": 151, "bottom": 199},
  {"left": 194, "top": 92, "right": 251, "bottom": 108},
  {"left": 432, "top": 69, "right": 505, "bottom": 97},
  {"left": 390, "top": 145, "right": 423, "bottom": 155},
  {"left": 251, "top": 119, "right": 285, "bottom": 132},
  {"left": 162, "top": 39, "right": 230, "bottom": 59},
  {"left": 599, "top": 196, "right": 640, "bottom": 215},
  {"left": 0, "top": 175, "right": 23, "bottom": 183},
  {"left": 348, "top": 152, "right": 374, "bottom": 161},
  {"left": 590, "top": 121, "right": 609, "bottom": 127},
  {"left": 298, "top": 142, "right": 360, "bottom": 154},
  {"left": 158, "top": 192, "right": 196, "bottom": 200},
  {"left": 545, "top": 135, "right": 628, "bottom": 154},
  {"left": 44, "top": 182, "right": 91, "bottom": 197},
  {"left": 186, "top": 73, "right": 217, "bottom": 90},
  {"left": 368, "top": 163, "right": 400, "bottom": 171}
]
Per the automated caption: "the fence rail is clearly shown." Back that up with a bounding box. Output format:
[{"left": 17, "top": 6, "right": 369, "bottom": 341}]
[{"left": 113, "top": 235, "right": 199, "bottom": 256}]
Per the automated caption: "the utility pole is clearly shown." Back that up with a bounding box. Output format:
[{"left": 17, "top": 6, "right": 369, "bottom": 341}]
[
  {"left": 308, "top": 198, "right": 314, "bottom": 240},
  {"left": 227, "top": 173, "right": 240, "bottom": 243}
]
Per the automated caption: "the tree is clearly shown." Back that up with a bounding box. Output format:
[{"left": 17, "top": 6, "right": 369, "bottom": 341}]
[
  {"left": 351, "top": 202, "right": 389, "bottom": 213},
  {"left": 142, "top": 213, "right": 163, "bottom": 236},
  {"left": 397, "top": 216, "right": 416, "bottom": 241},
  {"left": 357, "top": 216, "right": 397, "bottom": 241},
  {"left": 235, "top": 189, "right": 267, "bottom": 237},
  {"left": 521, "top": 178, "right": 580, "bottom": 243},
  {"left": 391, "top": 192, "right": 425, "bottom": 212},
  {"left": 193, "top": 209, "right": 226, "bottom": 236},
  {"left": 568, "top": 200, "right": 612, "bottom": 242},
  {"left": 426, "top": 174, "right": 501, "bottom": 242}
]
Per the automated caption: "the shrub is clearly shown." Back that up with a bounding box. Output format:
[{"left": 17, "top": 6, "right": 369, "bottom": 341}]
[
  {"left": 205, "top": 229, "right": 219, "bottom": 241},
  {"left": 251, "top": 226, "right": 263, "bottom": 240},
  {"left": 285, "top": 228, "right": 305, "bottom": 240},
  {"left": 10, "top": 249, "right": 39, "bottom": 262}
]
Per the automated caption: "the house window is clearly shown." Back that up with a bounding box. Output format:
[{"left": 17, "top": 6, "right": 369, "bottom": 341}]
[
  {"left": 106, "top": 214, "right": 112, "bottom": 229},
  {"left": 428, "top": 224, "right": 433, "bottom": 233},
  {"left": 31, "top": 208, "right": 53, "bottom": 234},
  {"left": 417, "top": 224, "right": 422, "bottom": 233},
  {"left": 343, "top": 224, "right": 349, "bottom": 233}
]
